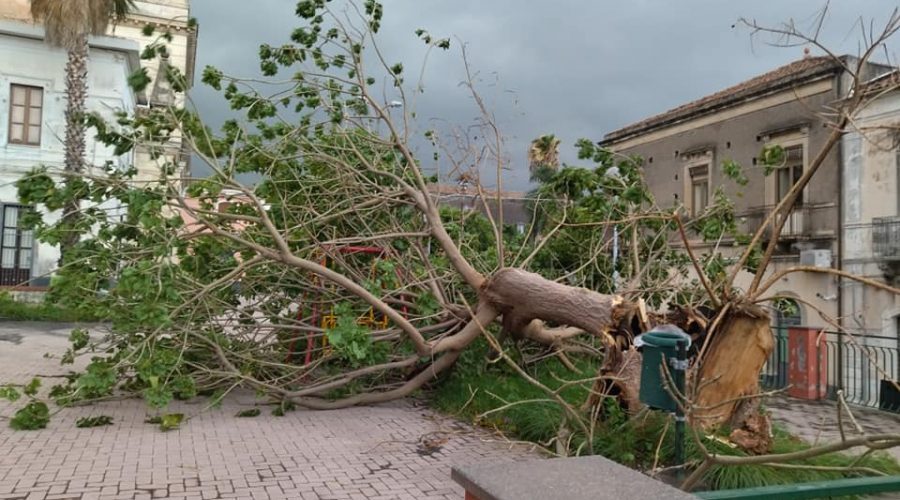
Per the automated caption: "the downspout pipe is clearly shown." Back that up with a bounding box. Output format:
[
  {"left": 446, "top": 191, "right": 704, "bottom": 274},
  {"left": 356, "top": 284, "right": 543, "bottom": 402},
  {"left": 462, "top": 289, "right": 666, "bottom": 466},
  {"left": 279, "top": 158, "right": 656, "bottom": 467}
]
[{"left": 836, "top": 70, "right": 845, "bottom": 393}]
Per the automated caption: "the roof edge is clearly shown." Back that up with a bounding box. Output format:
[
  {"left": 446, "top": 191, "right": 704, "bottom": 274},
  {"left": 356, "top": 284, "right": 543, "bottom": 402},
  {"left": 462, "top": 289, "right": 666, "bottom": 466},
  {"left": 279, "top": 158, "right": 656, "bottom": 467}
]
[{"left": 600, "top": 58, "right": 844, "bottom": 147}]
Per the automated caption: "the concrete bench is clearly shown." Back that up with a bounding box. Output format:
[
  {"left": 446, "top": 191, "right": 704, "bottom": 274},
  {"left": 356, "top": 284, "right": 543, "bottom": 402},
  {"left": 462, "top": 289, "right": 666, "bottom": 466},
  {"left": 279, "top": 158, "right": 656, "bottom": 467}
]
[{"left": 451, "top": 455, "right": 696, "bottom": 500}]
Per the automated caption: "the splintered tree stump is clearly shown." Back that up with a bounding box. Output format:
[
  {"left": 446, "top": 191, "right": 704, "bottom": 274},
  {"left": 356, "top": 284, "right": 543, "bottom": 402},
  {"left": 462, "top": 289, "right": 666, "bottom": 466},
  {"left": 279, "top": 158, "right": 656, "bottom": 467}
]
[
  {"left": 728, "top": 398, "right": 773, "bottom": 454},
  {"left": 693, "top": 305, "right": 774, "bottom": 430}
]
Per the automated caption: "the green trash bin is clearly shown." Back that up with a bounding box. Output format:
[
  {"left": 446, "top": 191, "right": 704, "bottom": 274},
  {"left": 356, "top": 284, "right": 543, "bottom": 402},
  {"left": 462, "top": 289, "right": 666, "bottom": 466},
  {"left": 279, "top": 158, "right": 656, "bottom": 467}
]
[{"left": 638, "top": 328, "right": 689, "bottom": 412}]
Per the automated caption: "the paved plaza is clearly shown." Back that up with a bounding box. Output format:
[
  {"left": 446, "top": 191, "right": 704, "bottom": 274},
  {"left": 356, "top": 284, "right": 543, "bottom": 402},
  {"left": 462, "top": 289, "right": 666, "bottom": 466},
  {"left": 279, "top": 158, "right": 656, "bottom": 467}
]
[
  {"left": 0, "top": 322, "right": 536, "bottom": 500},
  {"left": 2, "top": 322, "right": 900, "bottom": 499},
  {"left": 767, "top": 394, "right": 900, "bottom": 462}
]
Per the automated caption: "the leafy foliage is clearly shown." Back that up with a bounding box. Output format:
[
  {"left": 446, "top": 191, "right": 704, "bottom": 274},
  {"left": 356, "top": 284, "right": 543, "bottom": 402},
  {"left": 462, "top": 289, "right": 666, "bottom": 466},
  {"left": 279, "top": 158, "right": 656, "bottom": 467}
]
[
  {"left": 76, "top": 415, "right": 114, "bottom": 428},
  {"left": 0, "top": 386, "right": 20, "bottom": 402},
  {"left": 0, "top": 292, "right": 100, "bottom": 323},
  {"left": 158, "top": 413, "right": 185, "bottom": 431},
  {"left": 10, "top": 401, "right": 50, "bottom": 430}
]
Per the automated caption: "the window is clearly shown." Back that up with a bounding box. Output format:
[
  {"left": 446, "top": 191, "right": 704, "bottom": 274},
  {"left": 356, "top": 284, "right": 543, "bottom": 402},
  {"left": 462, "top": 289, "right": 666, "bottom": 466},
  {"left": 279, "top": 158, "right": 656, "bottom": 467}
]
[
  {"left": 0, "top": 205, "right": 34, "bottom": 286},
  {"left": 689, "top": 165, "right": 709, "bottom": 217},
  {"left": 775, "top": 145, "right": 804, "bottom": 207},
  {"left": 8, "top": 85, "right": 43, "bottom": 146}
]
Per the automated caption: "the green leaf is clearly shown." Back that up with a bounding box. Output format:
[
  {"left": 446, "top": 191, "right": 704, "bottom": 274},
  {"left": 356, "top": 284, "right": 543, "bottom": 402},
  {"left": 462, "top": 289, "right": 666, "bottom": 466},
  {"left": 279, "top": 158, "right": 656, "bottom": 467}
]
[
  {"left": 10, "top": 401, "right": 50, "bottom": 430},
  {"left": 159, "top": 413, "right": 184, "bottom": 431},
  {"left": 76, "top": 415, "right": 113, "bottom": 428},
  {"left": 236, "top": 408, "right": 261, "bottom": 417},
  {"left": 272, "top": 400, "right": 296, "bottom": 417},
  {"left": 69, "top": 328, "right": 90, "bottom": 351},
  {"left": 171, "top": 376, "right": 197, "bottom": 401},
  {"left": 23, "top": 378, "right": 40, "bottom": 397},
  {"left": 721, "top": 159, "right": 749, "bottom": 186},
  {"left": 0, "top": 386, "right": 20, "bottom": 402},
  {"left": 201, "top": 65, "right": 224, "bottom": 90},
  {"left": 143, "top": 385, "right": 173, "bottom": 408},
  {"left": 128, "top": 68, "right": 152, "bottom": 92}
]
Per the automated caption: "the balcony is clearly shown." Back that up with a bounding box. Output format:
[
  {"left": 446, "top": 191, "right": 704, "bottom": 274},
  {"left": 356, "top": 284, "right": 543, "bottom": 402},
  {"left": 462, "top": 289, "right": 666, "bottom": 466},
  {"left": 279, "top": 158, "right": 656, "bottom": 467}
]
[
  {"left": 739, "top": 204, "right": 837, "bottom": 243},
  {"left": 873, "top": 216, "right": 900, "bottom": 260}
]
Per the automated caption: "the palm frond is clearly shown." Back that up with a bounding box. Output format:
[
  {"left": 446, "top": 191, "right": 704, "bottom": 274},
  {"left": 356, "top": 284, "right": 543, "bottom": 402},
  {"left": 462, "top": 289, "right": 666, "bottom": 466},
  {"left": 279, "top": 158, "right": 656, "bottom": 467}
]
[
  {"left": 89, "top": 0, "right": 136, "bottom": 34},
  {"left": 30, "top": 0, "right": 91, "bottom": 48},
  {"left": 30, "top": 0, "right": 136, "bottom": 48},
  {"left": 528, "top": 134, "right": 561, "bottom": 180}
]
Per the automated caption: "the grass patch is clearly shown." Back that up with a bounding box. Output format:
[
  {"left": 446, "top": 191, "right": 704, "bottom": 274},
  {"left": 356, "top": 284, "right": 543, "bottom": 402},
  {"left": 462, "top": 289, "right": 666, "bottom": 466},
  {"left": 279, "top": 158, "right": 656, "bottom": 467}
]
[
  {"left": 0, "top": 292, "right": 101, "bottom": 322},
  {"left": 430, "top": 337, "right": 900, "bottom": 491},
  {"left": 430, "top": 337, "right": 598, "bottom": 444},
  {"left": 702, "top": 427, "right": 900, "bottom": 491}
]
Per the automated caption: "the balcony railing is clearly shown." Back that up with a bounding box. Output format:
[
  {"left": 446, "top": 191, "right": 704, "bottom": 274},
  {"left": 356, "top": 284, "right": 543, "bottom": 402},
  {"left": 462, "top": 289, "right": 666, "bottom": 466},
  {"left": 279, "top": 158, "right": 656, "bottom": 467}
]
[
  {"left": 873, "top": 215, "right": 900, "bottom": 259},
  {"left": 738, "top": 204, "right": 837, "bottom": 241}
]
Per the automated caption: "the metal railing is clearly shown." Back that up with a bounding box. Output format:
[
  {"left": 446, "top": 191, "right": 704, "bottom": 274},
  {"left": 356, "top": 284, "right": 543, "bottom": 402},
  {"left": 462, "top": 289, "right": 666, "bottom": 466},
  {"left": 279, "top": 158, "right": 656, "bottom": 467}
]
[
  {"left": 760, "top": 328, "right": 899, "bottom": 411},
  {"left": 760, "top": 329, "right": 790, "bottom": 390},
  {"left": 828, "top": 333, "right": 899, "bottom": 408},
  {"left": 738, "top": 204, "right": 838, "bottom": 240}
]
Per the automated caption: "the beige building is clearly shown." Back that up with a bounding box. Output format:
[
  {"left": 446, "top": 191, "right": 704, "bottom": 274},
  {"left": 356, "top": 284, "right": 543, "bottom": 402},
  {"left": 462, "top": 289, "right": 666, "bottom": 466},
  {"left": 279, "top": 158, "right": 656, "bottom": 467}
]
[{"left": 601, "top": 56, "right": 897, "bottom": 406}]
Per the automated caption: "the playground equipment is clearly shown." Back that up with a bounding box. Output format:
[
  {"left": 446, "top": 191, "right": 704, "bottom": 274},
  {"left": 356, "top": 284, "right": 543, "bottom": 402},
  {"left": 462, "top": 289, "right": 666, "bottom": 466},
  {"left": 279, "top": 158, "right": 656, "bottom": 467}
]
[{"left": 285, "top": 245, "right": 405, "bottom": 365}]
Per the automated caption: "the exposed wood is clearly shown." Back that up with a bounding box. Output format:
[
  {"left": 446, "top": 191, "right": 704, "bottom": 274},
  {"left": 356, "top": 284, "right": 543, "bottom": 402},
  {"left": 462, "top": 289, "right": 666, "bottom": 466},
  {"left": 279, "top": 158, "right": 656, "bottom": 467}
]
[
  {"left": 728, "top": 398, "right": 773, "bottom": 454},
  {"left": 637, "top": 298, "right": 650, "bottom": 332},
  {"left": 692, "top": 306, "right": 774, "bottom": 428},
  {"left": 585, "top": 348, "right": 643, "bottom": 414}
]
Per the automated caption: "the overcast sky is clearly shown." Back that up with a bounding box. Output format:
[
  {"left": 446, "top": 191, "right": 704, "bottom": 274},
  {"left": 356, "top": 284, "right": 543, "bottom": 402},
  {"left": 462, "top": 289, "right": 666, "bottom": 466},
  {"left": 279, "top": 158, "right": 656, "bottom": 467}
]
[{"left": 187, "top": 1, "right": 900, "bottom": 190}]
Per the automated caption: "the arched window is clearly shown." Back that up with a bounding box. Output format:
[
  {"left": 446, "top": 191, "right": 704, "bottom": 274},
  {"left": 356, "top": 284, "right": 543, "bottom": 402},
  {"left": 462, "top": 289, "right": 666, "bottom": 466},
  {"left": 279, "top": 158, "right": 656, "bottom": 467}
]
[
  {"left": 774, "top": 298, "right": 802, "bottom": 328},
  {"left": 763, "top": 298, "right": 802, "bottom": 389}
]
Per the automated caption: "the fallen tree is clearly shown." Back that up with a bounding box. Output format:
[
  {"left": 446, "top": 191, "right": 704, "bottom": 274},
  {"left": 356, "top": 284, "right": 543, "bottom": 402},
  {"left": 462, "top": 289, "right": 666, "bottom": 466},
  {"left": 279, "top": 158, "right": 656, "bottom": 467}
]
[{"left": 6, "top": 1, "right": 900, "bottom": 473}]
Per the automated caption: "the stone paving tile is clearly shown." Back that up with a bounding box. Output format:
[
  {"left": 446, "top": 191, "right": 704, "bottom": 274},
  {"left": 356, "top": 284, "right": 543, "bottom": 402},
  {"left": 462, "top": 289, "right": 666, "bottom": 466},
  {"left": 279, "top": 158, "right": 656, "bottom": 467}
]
[
  {"left": 0, "top": 322, "right": 539, "bottom": 499},
  {"left": 767, "top": 395, "right": 900, "bottom": 461}
]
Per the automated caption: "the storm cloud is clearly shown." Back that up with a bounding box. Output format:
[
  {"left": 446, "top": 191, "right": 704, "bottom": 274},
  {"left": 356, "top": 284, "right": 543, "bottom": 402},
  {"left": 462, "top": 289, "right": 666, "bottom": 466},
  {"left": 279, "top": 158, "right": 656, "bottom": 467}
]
[{"left": 188, "top": 1, "right": 900, "bottom": 190}]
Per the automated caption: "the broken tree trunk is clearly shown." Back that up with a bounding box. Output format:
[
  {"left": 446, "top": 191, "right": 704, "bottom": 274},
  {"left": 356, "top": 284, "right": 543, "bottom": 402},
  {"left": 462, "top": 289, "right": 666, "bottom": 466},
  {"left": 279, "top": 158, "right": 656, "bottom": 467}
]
[
  {"left": 483, "top": 268, "right": 646, "bottom": 414},
  {"left": 481, "top": 268, "right": 636, "bottom": 343},
  {"left": 693, "top": 304, "right": 774, "bottom": 428}
]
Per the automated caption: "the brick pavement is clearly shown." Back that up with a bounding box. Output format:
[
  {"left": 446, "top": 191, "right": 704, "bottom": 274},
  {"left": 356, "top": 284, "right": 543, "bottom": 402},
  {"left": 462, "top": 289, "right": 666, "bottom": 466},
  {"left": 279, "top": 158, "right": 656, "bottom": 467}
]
[
  {"left": 0, "top": 322, "right": 539, "bottom": 500},
  {"left": 767, "top": 395, "right": 900, "bottom": 461}
]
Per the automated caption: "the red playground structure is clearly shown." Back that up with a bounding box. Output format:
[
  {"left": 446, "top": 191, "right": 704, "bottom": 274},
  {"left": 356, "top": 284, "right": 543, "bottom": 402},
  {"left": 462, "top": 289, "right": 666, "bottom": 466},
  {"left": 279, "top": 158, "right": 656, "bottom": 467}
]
[{"left": 285, "top": 245, "right": 407, "bottom": 365}]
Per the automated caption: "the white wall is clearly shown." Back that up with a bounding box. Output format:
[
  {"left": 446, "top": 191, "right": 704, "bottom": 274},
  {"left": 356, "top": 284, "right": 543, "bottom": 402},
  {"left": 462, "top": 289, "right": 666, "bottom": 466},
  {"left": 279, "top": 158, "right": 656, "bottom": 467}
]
[
  {"left": 841, "top": 90, "right": 900, "bottom": 336},
  {"left": 0, "top": 26, "right": 138, "bottom": 285}
]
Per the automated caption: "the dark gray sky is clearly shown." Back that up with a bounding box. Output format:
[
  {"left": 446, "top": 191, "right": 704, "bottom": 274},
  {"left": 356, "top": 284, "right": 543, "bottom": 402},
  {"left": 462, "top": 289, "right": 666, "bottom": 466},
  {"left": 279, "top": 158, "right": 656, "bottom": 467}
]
[{"left": 188, "top": 1, "right": 899, "bottom": 190}]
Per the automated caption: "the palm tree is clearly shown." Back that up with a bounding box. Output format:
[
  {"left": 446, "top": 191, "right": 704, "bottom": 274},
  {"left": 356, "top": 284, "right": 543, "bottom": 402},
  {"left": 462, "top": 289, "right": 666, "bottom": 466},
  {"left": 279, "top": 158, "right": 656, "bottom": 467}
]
[
  {"left": 525, "top": 135, "right": 562, "bottom": 240},
  {"left": 29, "top": 0, "right": 135, "bottom": 260},
  {"left": 527, "top": 134, "right": 561, "bottom": 183}
]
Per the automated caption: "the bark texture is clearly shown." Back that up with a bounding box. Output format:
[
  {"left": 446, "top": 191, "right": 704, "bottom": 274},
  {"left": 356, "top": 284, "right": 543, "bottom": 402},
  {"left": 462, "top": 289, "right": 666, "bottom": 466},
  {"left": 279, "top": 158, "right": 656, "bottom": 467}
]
[
  {"left": 60, "top": 34, "right": 89, "bottom": 261},
  {"left": 482, "top": 268, "right": 633, "bottom": 341}
]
